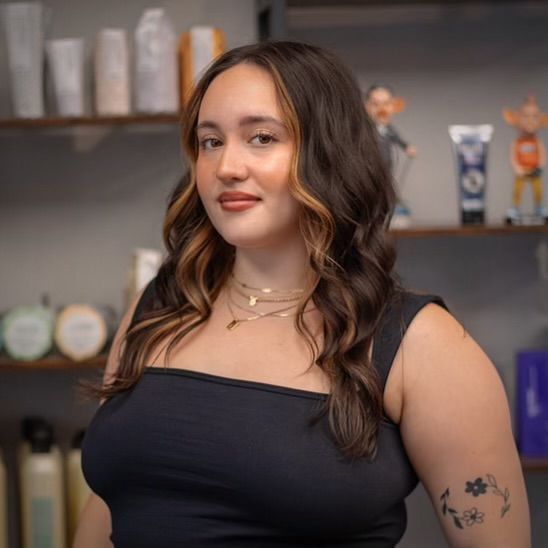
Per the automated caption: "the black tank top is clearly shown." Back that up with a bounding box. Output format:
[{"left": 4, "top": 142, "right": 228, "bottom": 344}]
[{"left": 82, "top": 282, "right": 446, "bottom": 547}]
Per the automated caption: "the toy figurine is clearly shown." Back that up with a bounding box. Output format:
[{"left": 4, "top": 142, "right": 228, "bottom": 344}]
[
  {"left": 364, "top": 84, "right": 417, "bottom": 228},
  {"left": 503, "top": 95, "right": 548, "bottom": 224}
]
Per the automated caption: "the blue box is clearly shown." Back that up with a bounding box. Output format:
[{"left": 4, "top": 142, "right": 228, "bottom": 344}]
[{"left": 517, "top": 350, "right": 548, "bottom": 457}]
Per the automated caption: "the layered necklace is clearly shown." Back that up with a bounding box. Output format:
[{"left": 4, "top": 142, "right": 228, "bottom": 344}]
[{"left": 225, "top": 274, "right": 311, "bottom": 331}]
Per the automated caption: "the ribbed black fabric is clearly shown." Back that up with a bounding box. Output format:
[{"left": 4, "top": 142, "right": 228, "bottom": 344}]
[{"left": 82, "top": 282, "right": 446, "bottom": 547}]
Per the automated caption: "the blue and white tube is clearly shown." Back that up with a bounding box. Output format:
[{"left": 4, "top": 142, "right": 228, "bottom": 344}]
[{"left": 449, "top": 124, "right": 494, "bottom": 225}]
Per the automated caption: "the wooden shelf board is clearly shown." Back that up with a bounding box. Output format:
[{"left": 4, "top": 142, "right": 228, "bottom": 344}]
[
  {"left": 521, "top": 457, "right": 548, "bottom": 472},
  {"left": 0, "top": 114, "right": 182, "bottom": 129},
  {"left": 0, "top": 355, "right": 107, "bottom": 371},
  {"left": 392, "top": 224, "right": 548, "bottom": 238}
]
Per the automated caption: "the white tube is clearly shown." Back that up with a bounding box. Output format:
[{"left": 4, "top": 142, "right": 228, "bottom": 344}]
[
  {"left": 0, "top": 2, "right": 45, "bottom": 118},
  {"left": 45, "top": 38, "right": 85, "bottom": 117}
]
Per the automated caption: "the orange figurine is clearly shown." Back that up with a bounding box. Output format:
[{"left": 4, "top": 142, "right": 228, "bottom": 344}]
[{"left": 503, "top": 95, "right": 548, "bottom": 224}]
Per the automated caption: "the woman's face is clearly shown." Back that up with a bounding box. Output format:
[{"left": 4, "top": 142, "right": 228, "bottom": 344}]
[{"left": 195, "top": 63, "right": 300, "bottom": 249}]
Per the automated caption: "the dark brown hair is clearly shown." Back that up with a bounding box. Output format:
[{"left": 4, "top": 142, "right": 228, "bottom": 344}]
[{"left": 96, "top": 41, "right": 399, "bottom": 459}]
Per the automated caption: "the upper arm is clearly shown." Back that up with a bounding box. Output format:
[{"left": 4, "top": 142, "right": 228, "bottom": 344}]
[
  {"left": 101, "top": 288, "right": 146, "bottom": 399},
  {"left": 398, "top": 304, "right": 530, "bottom": 548}
]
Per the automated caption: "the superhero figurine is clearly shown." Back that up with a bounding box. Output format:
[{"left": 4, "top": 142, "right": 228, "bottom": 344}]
[
  {"left": 364, "top": 84, "right": 417, "bottom": 228},
  {"left": 503, "top": 95, "right": 548, "bottom": 225}
]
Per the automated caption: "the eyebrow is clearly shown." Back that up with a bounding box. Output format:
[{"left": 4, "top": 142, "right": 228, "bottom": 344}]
[{"left": 196, "top": 115, "right": 286, "bottom": 131}]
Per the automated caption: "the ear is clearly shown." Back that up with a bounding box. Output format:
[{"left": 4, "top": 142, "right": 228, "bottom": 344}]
[
  {"left": 541, "top": 114, "right": 548, "bottom": 128},
  {"left": 393, "top": 97, "right": 406, "bottom": 113},
  {"left": 502, "top": 109, "right": 518, "bottom": 126}
]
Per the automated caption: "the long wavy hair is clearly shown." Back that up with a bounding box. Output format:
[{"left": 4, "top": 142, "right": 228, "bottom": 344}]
[{"left": 96, "top": 41, "right": 399, "bottom": 459}]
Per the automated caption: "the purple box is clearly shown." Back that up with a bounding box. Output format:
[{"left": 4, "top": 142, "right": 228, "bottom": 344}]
[{"left": 517, "top": 350, "right": 548, "bottom": 457}]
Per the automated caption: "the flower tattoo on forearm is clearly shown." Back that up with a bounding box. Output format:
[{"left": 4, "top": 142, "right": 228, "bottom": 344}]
[{"left": 439, "top": 474, "right": 511, "bottom": 529}]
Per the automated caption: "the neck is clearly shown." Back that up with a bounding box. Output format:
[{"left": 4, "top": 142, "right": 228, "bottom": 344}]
[{"left": 231, "top": 236, "right": 313, "bottom": 292}]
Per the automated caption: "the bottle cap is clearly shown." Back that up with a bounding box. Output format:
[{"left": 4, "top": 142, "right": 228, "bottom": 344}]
[
  {"left": 71, "top": 429, "right": 86, "bottom": 449},
  {"left": 30, "top": 422, "right": 53, "bottom": 453}
]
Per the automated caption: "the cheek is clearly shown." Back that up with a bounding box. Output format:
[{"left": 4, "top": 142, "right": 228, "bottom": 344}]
[
  {"left": 195, "top": 159, "right": 212, "bottom": 197},
  {"left": 257, "top": 150, "right": 292, "bottom": 190}
]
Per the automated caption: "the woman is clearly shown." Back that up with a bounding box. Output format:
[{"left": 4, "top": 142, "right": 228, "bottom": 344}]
[{"left": 75, "top": 41, "right": 530, "bottom": 547}]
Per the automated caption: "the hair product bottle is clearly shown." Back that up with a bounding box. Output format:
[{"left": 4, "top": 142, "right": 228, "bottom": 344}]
[
  {"left": 0, "top": 447, "right": 7, "bottom": 548},
  {"left": 20, "top": 420, "right": 66, "bottom": 548},
  {"left": 66, "top": 430, "right": 91, "bottom": 543}
]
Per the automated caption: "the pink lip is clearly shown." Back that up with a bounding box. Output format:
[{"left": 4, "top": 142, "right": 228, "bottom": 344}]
[{"left": 218, "top": 191, "right": 260, "bottom": 212}]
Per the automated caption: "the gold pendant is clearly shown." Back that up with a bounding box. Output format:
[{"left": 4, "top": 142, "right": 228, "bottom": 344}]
[
  {"left": 249, "top": 295, "right": 258, "bottom": 306},
  {"left": 226, "top": 319, "right": 240, "bottom": 330}
]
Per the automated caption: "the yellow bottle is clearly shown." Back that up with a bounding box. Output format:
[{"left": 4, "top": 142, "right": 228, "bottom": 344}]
[
  {"left": 20, "top": 421, "right": 66, "bottom": 548},
  {"left": 66, "top": 431, "right": 91, "bottom": 544}
]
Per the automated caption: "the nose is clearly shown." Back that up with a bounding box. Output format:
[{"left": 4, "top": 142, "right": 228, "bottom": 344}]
[{"left": 215, "top": 141, "right": 248, "bottom": 183}]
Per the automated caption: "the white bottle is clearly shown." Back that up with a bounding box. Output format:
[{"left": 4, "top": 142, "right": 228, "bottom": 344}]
[
  {"left": 66, "top": 430, "right": 91, "bottom": 543},
  {"left": 0, "top": 448, "right": 7, "bottom": 548},
  {"left": 20, "top": 421, "right": 66, "bottom": 548},
  {"left": 18, "top": 417, "right": 62, "bottom": 512},
  {"left": 18, "top": 417, "right": 63, "bottom": 477},
  {"left": 94, "top": 28, "right": 131, "bottom": 115}
]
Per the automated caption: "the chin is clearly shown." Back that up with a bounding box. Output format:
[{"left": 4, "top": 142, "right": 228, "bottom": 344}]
[
  {"left": 217, "top": 229, "right": 290, "bottom": 250},
  {"left": 221, "top": 235, "right": 274, "bottom": 249}
]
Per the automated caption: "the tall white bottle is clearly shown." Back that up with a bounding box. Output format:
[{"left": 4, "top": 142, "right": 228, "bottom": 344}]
[
  {"left": 18, "top": 416, "right": 63, "bottom": 529},
  {"left": 20, "top": 421, "right": 66, "bottom": 548},
  {"left": 66, "top": 430, "right": 91, "bottom": 543},
  {"left": 0, "top": 448, "right": 7, "bottom": 548}
]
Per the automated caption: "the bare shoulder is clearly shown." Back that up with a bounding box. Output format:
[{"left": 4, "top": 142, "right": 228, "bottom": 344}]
[
  {"left": 400, "top": 302, "right": 498, "bottom": 390},
  {"left": 394, "top": 303, "right": 530, "bottom": 547},
  {"left": 399, "top": 301, "right": 510, "bottom": 452},
  {"left": 384, "top": 301, "right": 495, "bottom": 424}
]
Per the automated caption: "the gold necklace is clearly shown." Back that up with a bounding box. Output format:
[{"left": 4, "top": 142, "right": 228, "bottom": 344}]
[
  {"left": 231, "top": 284, "right": 302, "bottom": 307},
  {"left": 225, "top": 292, "right": 316, "bottom": 331},
  {"left": 229, "top": 293, "right": 299, "bottom": 317},
  {"left": 226, "top": 299, "right": 298, "bottom": 330},
  {"left": 232, "top": 274, "right": 305, "bottom": 295}
]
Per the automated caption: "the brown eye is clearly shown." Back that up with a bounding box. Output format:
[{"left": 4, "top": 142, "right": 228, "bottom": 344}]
[
  {"left": 251, "top": 132, "right": 275, "bottom": 145},
  {"left": 200, "top": 137, "right": 222, "bottom": 150}
]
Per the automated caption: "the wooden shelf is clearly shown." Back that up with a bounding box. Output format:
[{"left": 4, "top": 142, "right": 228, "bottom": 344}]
[
  {"left": 0, "top": 114, "right": 182, "bottom": 129},
  {"left": 392, "top": 224, "right": 548, "bottom": 238},
  {"left": 0, "top": 355, "right": 106, "bottom": 371},
  {"left": 521, "top": 457, "right": 548, "bottom": 472}
]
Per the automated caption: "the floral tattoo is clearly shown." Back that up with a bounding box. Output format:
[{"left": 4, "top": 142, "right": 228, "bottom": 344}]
[{"left": 440, "top": 474, "right": 511, "bottom": 529}]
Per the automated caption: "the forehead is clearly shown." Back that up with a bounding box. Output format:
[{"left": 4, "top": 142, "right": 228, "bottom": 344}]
[
  {"left": 521, "top": 104, "right": 540, "bottom": 116},
  {"left": 198, "top": 63, "right": 282, "bottom": 121},
  {"left": 369, "top": 88, "right": 392, "bottom": 102}
]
